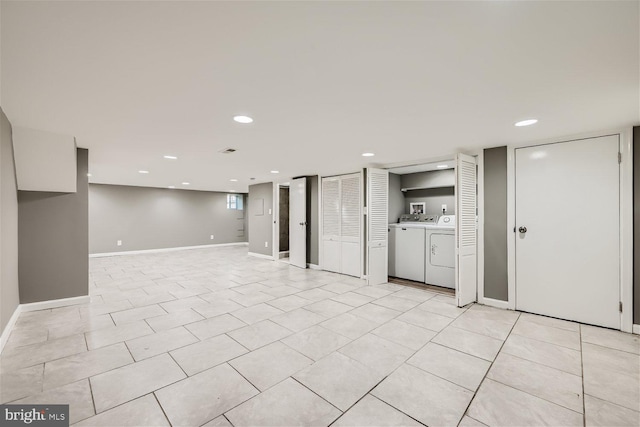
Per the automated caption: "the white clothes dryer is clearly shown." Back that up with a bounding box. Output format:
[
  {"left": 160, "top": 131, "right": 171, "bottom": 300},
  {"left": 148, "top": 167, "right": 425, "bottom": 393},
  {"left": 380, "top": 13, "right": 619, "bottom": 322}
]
[{"left": 425, "top": 215, "right": 455, "bottom": 289}]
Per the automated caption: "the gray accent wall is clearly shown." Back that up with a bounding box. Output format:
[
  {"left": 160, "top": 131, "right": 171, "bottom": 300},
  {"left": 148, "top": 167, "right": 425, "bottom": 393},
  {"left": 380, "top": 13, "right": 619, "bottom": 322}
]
[
  {"left": 483, "top": 146, "right": 509, "bottom": 301},
  {"left": 18, "top": 148, "right": 89, "bottom": 304},
  {"left": 404, "top": 188, "right": 455, "bottom": 216},
  {"left": 388, "top": 173, "right": 404, "bottom": 224},
  {"left": 306, "top": 176, "right": 319, "bottom": 266},
  {"left": 89, "top": 184, "right": 247, "bottom": 253},
  {"left": 1, "top": 108, "right": 20, "bottom": 335},
  {"left": 248, "top": 182, "right": 273, "bottom": 256},
  {"left": 400, "top": 169, "right": 455, "bottom": 190},
  {"left": 634, "top": 126, "right": 639, "bottom": 324}
]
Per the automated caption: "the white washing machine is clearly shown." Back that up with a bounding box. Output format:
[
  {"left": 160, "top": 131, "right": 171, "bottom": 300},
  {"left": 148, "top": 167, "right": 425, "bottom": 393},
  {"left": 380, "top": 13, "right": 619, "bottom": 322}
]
[
  {"left": 425, "top": 215, "right": 455, "bottom": 289},
  {"left": 388, "top": 214, "right": 438, "bottom": 282}
]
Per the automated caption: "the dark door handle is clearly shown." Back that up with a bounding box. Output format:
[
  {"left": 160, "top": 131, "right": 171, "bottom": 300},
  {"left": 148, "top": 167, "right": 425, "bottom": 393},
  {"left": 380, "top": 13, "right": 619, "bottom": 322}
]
[{"left": 518, "top": 226, "right": 527, "bottom": 233}]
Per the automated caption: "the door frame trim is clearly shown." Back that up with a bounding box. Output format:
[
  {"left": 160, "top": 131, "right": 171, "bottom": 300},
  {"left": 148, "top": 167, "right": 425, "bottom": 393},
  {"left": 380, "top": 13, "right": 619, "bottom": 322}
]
[
  {"left": 507, "top": 128, "right": 633, "bottom": 332},
  {"left": 272, "top": 180, "right": 293, "bottom": 262}
]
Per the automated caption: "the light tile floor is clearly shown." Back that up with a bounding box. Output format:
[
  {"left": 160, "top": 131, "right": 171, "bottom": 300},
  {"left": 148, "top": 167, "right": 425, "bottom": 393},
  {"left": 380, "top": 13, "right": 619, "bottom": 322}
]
[{"left": 1, "top": 245, "right": 639, "bottom": 426}]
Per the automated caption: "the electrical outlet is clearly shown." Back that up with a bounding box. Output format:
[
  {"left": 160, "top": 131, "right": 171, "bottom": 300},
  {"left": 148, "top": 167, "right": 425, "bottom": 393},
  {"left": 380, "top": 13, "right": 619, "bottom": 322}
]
[
  {"left": 210, "top": 235, "right": 214, "bottom": 240},
  {"left": 117, "top": 240, "right": 122, "bottom": 246},
  {"left": 265, "top": 241, "right": 269, "bottom": 248}
]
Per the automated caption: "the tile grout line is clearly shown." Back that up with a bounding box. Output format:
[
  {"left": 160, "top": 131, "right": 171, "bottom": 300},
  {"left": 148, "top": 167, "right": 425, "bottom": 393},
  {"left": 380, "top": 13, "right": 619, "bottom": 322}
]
[
  {"left": 289, "top": 376, "right": 344, "bottom": 414},
  {"left": 226, "top": 362, "right": 262, "bottom": 393},
  {"left": 166, "top": 349, "right": 190, "bottom": 379},
  {"left": 326, "top": 318, "right": 452, "bottom": 425},
  {"left": 223, "top": 332, "right": 254, "bottom": 354},
  {"left": 483, "top": 377, "right": 584, "bottom": 417},
  {"left": 580, "top": 339, "right": 640, "bottom": 356},
  {"left": 221, "top": 413, "right": 234, "bottom": 427},
  {"left": 327, "top": 369, "right": 427, "bottom": 427},
  {"left": 508, "top": 330, "right": 582, "bottom": 351},
  {"left": 457, "top": 310, "right": 522, "bottom": 423},
  {"left": 86, "top": 376, "right": 98, "bottom": 420},
  {"left": 152, "top": 391, "right": 174, "bottom": 427},
  {"left": 494, "top": 349, "right": 582, "bottom": 377}
]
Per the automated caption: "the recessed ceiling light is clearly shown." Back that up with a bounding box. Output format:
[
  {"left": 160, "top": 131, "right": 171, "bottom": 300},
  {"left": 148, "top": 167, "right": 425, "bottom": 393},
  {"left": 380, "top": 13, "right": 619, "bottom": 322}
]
[
  {"left": 270, "top": 170, "right": 279, "bottom": 174},
  {"left": 436, "top": 165, "right": 448, "bottom": 169},
  {"left": 139, "top": 170, "right": 149, "bottom": 174},
  {"left": 362, "top": 152, "right": 375, "bottom": 157},
  {"left": 515, "top": 119, "right": 538, "bottom": 127},
  {"left": 182, "top": 182, "right": 190, "bottom": 185},
  {"left": 86, "top": 173, "right": 92, "bottom": 177},
  {"left": 233, "top": 115, "right": 253, "bottom": 124},
  {"left": 229, "top": 190, "right": 236, "bottom": 192},
  {"left": 164, "top": 155, "right": 177, "bottom": 160},
  {"left": 230, "top": 179, "right": 238, "bottom": 182},
  {"left": 168, "top": 186, "right": 175, "bottom": 189}
]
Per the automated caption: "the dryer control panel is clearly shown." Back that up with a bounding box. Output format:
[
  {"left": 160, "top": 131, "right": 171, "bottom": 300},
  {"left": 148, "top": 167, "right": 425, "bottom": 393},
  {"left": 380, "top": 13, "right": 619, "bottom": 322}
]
[{"left": 437, "top": 215, "right": 455, "bottom": 226}]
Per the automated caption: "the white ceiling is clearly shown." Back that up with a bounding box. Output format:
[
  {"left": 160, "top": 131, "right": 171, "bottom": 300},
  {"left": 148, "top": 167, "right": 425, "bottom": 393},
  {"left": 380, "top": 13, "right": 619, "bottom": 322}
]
[{"left": 1, "top": 1, "right": 638, "bottom": 193}]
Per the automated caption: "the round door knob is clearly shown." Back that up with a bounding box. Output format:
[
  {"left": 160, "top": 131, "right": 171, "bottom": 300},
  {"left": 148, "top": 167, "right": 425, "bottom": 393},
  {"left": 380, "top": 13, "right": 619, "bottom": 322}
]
[{"left": 518, "top": 226, "right": 527, "bottom": 233}]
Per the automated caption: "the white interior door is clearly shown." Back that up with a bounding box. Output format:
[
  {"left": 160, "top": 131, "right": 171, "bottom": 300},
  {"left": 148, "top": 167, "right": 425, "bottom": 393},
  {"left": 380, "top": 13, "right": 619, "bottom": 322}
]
[
  {"left": 455, "top": 153, "right": 477, "bottom": 307},
  {"left": 515, "top": 135, "right": 620, "bottom": 328},
  {"left": 289, "top": 177, "right": 307, "bottom": 269},
  {"left": 367, "top": 168, "right": 389, "bottom": 285}
]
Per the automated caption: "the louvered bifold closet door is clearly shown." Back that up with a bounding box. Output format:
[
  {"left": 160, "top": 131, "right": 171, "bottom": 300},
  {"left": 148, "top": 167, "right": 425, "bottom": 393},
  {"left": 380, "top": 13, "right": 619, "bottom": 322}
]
[
  {"left": 455, "top": 153, "right": 477, "bottom": 307},
  {"left": 366, "top": 168, "right": 389, "bottom": 285},
  {"left": 322, "top": 177, "right": 341, "bottom": 273},
  {"left": 340, "top": 174, "right": 361, "bottom": 277}
]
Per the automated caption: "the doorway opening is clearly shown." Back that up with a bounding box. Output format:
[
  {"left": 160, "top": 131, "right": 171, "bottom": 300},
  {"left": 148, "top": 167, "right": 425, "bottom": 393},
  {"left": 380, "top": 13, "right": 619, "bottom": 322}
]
[
  {"left": 278, "top": 185, "right": 290, "bottom": 261},
  {"left": 386, "top": 160, "right": 456, "bottom": 295}
]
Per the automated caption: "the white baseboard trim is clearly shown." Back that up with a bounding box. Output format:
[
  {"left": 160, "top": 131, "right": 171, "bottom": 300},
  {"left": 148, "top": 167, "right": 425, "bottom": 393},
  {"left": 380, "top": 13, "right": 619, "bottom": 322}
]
[
  {"left": 633, "top": 324, "right": 640, "bottom": 335},
  {"left": 0, "top": 304, "right": 22, "bottom": 354},
  {"left": 248, "top": 252, "right": 275, "bottom": 260},
  {"left": 307, "top": 263, "right": 321, "bottom": 270},
  {"left": 480, "top": 297, "right": 510, "bottom": 310},
  {"left": 21, "top": 295, "right": 91, "bottom": 313},
  {"left": 0, "top": 295, "right": 90, "bottom": 355},
  {"left": 90, "top": 242, "right": 248, "bottom": 258}
]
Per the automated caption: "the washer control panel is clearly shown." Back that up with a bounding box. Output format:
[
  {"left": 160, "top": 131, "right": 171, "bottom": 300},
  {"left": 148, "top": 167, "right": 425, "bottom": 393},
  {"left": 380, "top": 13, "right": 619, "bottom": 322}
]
[{"left": 399, "top": 214, "right": 438, "bottom": 224}]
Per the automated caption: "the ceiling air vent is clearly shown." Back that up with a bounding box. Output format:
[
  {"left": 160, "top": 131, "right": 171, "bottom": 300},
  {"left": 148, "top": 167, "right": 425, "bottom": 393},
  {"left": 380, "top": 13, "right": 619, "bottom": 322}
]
[{"left": 220, "top": 148, "right": 237, "bottom": 154}]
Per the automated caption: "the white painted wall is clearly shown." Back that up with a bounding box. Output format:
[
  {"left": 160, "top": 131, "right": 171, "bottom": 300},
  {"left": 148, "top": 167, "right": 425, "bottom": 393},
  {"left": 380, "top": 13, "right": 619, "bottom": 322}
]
[{"left": 13, "top": 127, "right": 77, "bottom": 192}]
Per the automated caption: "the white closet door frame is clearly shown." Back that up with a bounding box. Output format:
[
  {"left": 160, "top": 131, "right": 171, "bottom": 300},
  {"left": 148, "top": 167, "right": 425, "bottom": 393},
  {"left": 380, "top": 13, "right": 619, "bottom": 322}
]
[
  {"left": 290, "top": 177, "right": 307, "bottom": 269},
  {"left": 272, "top": 182, "right": 285, "bottom": 261},
  {"left": 318, "top": 174, "right": 323, "bottom": 269},
  {"left": 506, "top": 128, "right": 633, "bottom": 332},
  {"left": 269, "top": 182, "right": 278, "bottom": 261}
]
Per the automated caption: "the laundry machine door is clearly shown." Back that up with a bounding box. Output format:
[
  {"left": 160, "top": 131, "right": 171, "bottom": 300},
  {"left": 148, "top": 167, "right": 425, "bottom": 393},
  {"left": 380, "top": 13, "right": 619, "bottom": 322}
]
[{"left": 429, "top": 232, "right": 455, "bottom": 268}]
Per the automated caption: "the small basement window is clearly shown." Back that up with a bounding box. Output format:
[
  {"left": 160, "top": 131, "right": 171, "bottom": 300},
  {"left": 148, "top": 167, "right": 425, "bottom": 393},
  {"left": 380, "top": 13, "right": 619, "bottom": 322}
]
[{"left": 227, "top": 194, "right": 243, "bottom": 210}]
